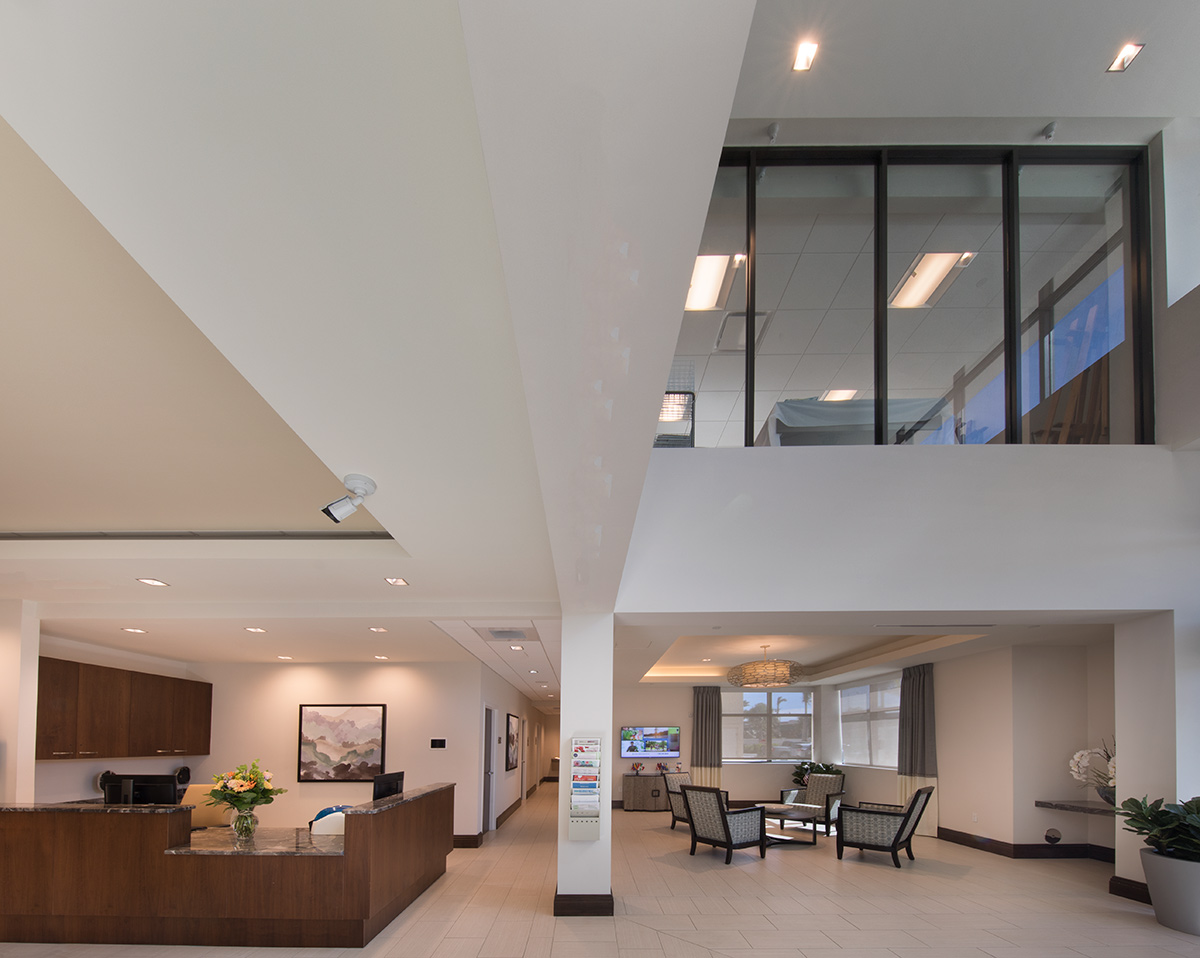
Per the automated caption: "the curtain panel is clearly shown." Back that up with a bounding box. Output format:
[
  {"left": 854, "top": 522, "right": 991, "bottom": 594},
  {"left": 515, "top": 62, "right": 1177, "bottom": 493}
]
[
  {"left": 691, "top": 686, "right": 722, "bottom": 788},
  {"left": 898, "top": 664, "right": 938, "bottom": 835}
]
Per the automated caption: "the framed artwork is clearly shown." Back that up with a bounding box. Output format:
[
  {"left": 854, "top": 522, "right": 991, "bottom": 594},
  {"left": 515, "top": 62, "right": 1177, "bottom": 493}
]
[
  {"left": 298, "top": 704, "right": 386, "bottom": 782},
  {"left": 505, "top": 712, "right": 520, "bottom": 771}
]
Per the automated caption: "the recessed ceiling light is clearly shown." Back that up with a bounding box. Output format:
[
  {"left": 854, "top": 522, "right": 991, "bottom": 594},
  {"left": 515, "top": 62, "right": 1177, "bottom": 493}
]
[
  {"left": 548, "top": 694, "right": 554, "bottom": 697},
  {"left": 659, "top": 393, "right": 691, "bottom": 423},
  {"left": 277, "top": 655, "right": 293, "bottom": 661},
  {"left": 370, "top": 627, "right": 388, "bottom": 633},
  {"left": 793, "top": 41, "right": 818, "bottom": 71},
  {"left": 685, "top": 255, "right": 731, "bottom": 310},
  {"left": 820, "top": 389, "right": 857, "bottom": 402},
  {"left": 135, "top": 578, "right": 170, "bottom": 587},
  {"left": 889, "top": 251, "right": 975, "bottom": 308},
  {"left": 702, "top": 658, "right": 712, "bottom": 663},
  {"left": 245, "top": 627, "right": 267, "bottom": 633},
  {"left": 385, "top": 578, "right": 409, "bottom": 587},
  {"left": 529, "top": 670, "right": 538, "bottom": 674},
  {"left": 509, "top": 644, "right": 524, "bottom": 651},
  {"left": 122, "top": 627, "right": 147, "bottom": 633},
  {"left": 374, "top": 655, "right": 389, "bottom": 660},
  {"left": 541, "top": 685, "right": 548, "bottom": 688},
  {"left": 1107, "top": 43, "right": 1143, "bottom": 72}
]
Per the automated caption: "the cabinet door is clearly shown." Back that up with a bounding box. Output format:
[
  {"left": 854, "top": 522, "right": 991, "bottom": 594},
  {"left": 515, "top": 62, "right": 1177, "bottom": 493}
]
[
  {"left": 36, "top": 657, "right": 79, "bottom": 760},
  {"left": 127, "top": 671, "right": 177, "bottom": 756},
  {"left": 76, "top": 664, "right": 131, "bottom": 758},
  {"left": 171, "top": 678, "right": 212, "bottom": 756}
]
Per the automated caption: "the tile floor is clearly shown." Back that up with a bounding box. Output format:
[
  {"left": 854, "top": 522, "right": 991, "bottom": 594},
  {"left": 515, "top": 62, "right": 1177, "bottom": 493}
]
[{"left": 3, "top": 783, "right": 1199, "bottom": 958}]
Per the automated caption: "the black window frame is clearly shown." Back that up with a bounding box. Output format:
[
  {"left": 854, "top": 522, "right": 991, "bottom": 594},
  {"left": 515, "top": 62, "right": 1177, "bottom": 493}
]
[{"left": 716, "top": 145, "right": 1154, "bottom": 446}]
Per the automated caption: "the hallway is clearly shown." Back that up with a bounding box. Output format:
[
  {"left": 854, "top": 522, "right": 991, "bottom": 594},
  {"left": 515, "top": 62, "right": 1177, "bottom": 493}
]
[{"left": 2, "top": 783, "right": 1197, "bottom": 958}]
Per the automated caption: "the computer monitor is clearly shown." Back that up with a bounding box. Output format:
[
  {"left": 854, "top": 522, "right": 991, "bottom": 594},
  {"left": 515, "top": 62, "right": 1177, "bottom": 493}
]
[
  {"left": 372, "top": 770, "right": 404, "bottom": 801},
  {"left": 99, "top": 771, "right": 183, "bottom": 805}
]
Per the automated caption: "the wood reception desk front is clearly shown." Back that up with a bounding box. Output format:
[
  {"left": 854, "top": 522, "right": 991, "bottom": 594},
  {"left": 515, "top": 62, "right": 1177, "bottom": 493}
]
[{"left": 0, "top": 782, "right": 454, "bottom": 947}]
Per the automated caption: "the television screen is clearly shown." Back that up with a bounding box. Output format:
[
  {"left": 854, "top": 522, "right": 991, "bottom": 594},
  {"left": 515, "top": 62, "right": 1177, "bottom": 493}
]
[
  {"left": 372, "top": 770, "right": 404, "bottom": 801},
  {"left": 620, "top": 726, "right": 681, "bottom": 758}
]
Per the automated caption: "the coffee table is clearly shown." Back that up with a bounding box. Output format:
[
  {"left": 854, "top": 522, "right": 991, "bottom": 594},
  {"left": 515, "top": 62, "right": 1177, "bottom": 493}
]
[{"left": 759, "top": 802, "right": 820, "bottom": 845}]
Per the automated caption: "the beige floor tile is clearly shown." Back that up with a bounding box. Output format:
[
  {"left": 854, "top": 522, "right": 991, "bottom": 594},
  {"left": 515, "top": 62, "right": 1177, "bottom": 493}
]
[{"left": 549, "top": 943, "right": 619, "bottom": 958}]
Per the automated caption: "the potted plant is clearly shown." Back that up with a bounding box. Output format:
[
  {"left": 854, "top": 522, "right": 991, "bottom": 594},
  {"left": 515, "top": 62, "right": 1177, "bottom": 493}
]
[
  {"left": 208, "top": 759, "right": 288, "bottom": 846},
  {"left": 792, "top": 761, "right": 840, "bottom": 787},
  {"left": 1115, "top": 795, "right": 1200, "bottom": 935},
  {"left": 1069, "top": 740, "right": 1116, "bottom": 804}
]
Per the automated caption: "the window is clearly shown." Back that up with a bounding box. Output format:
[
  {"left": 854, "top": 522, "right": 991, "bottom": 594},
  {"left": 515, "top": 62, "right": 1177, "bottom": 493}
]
[
  {"left": 663, "top": 146, "right": 1152, "bottom": 448},
  {"left": 721, "top": 688, "right": 812, "bottom": 761},
  {"left": 838, "top": 674, "right": 900, "bottom": 767}
]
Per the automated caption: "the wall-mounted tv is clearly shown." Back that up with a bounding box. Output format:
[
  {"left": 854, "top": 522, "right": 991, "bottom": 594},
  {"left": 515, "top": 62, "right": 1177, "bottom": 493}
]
[{"left": 620, "top": 726, "right": 681, "bottom": 758}]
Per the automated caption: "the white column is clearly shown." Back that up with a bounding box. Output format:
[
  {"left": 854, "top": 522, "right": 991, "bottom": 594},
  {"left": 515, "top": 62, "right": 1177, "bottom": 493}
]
[
  {"left": 557, "top": 612, "right": 614, "bottom": 903},
  {"left": 1176, "top": 619, "right": 1200, "bottom": 801},
  {"left": 1114, "top": 612, "right": 1177, "bottom": 883},
  {"left": 0, "top": 600, "right": 40, "bottom": 802}
]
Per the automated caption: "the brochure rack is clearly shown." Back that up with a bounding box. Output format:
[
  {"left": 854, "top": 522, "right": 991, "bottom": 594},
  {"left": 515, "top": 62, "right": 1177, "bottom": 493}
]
[{"left": 568, "top": 736, "right": 602, "bottom": 841}]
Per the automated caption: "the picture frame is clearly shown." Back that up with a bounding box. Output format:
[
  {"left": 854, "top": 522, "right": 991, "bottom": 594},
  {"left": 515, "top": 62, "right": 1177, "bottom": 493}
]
[
  {"left": 505, "top": 712, "right": 520, "bottom": 771},
  {"left": 298, "top": 704, "right": 386, "bottom": 782}
]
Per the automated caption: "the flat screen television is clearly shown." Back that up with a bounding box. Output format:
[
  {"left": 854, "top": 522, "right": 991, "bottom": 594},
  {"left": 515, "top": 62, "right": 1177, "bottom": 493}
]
[
  {"left": 372, "top": 770, "right": 404, "bottom": 801},
  {"left": 619, "top": 726, "right": 681, "bottom": 758},
  {"left": 98, "top": 771, "right": 184, "bottom": 805}
]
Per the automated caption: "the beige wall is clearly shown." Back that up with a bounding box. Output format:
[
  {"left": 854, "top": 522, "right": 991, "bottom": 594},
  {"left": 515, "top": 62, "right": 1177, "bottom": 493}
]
[{"left": 936, "top": 648, "right": 1015, "bottom": 841}]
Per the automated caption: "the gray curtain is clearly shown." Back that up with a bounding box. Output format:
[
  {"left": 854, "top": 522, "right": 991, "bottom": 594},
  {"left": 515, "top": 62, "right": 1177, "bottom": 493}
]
[
  {"left": 898, "top": 664, "right": 937, "bottom": 777},
  {"left": 691, "top": 686, "right": 722, "bottom": 788}
]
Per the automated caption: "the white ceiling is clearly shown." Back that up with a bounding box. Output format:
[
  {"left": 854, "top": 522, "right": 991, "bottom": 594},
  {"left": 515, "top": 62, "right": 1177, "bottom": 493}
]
[{"left": 0, "top": 1, "right": 1192, "bottom": 701}]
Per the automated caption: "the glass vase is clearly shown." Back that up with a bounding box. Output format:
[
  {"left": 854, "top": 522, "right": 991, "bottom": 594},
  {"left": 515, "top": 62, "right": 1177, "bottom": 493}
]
[{"left": 232, "top": 808, "right": 259, "bottom": 845}]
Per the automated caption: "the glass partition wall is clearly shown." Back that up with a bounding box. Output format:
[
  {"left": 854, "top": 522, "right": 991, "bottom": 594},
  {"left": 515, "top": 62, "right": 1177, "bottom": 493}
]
[{"left": 663, "top": 147, "right": 1152, "bottom": 447}]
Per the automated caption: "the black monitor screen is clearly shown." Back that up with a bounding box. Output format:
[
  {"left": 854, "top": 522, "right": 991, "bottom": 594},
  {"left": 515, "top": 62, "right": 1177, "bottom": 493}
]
[
  {"left": 372, "top": 770, "right": 404, "bottom": 801},
  {"left": 99, "top": 773, "right": 180, "bottom": 805}
]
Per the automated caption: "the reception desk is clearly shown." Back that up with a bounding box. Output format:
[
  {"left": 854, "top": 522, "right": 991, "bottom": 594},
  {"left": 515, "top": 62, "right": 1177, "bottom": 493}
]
[{"left": 0, "top": 782, "right": 454, "bottom": 947}]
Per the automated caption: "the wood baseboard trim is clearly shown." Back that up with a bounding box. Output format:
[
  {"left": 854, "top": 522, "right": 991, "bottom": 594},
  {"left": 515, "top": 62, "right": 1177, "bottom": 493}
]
[
  {"left": 496, "top": 798, "right": 521, "bottom": 829},
  {"left": 453, "top": 833, "right": 483, "bottom": 848},
  {"left": 553, "top": 891, "right": 614, "bottom": 916},
  {"left": 938, "top": 828, "right": 1114, "bottom": 861},
  {"left": 1109, "top": 875, "right": 1151, "bottom": 904},
  {"left": 541, "top": 776, "right": 559, "bottom": 783},
  {"left": 526, "top": 784, "right": 537, "bottom": 799}
]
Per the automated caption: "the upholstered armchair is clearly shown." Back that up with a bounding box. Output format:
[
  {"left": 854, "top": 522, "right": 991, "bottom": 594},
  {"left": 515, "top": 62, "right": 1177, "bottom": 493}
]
[
  {"left": 663, "top": 772, "right": 728, "bottom": 830},
  {"left": 836, "top": 786, "right": 934, "bottom": 868},
  {"left": 680, "top": 785, "right": 766, "bottom": 864},
  {"left": 780, "top": 772, "right": 844, "bottom": 835}
]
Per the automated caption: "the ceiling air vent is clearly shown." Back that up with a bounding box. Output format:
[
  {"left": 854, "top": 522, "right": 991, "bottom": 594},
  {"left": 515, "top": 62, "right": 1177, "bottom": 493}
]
[{"left": 488, "top": 629, "right": 527, "bottom": 641}]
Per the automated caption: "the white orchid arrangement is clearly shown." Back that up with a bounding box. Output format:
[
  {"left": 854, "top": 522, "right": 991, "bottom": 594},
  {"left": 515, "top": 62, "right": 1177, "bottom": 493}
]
[{"left": 1069, "top": 740, "right": 1115, "bottom": 789}]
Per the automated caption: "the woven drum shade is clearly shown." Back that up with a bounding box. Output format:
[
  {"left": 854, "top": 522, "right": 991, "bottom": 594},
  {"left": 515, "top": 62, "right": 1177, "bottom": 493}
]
[{"left": 726, "top": 647, "right": 805, "bottom": 688}]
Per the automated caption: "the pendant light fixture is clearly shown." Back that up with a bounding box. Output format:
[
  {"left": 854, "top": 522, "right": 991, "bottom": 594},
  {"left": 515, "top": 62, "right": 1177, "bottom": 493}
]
[{"left": 726, "top": 644, "right": 805, "bottom": 688}]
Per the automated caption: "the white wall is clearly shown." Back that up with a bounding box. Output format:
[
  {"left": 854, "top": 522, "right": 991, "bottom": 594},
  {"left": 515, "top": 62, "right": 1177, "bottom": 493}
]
[
  {"left": 0, "top": 601, "right": 39, "bottom": 803},
  {"left": 540, "top": 712, "right": 560, "bottom": 780},
  {"left": 1086, "top": 641, "right": 1116, "bottom": 847},
  {"left": 186, "top": 660, "right": 490, "bottom": 837},
  {"left": 1154, "top": 283, "right": 1200, "bottom": 450},
  {"left": 1013, "top": 645, "right": 1090, "bottom": 846},
  {"left": 482, "top": 665, "right": 536, "bottom": 817},
  {"left": 935, "top": 649, "right": 1014, "bottom": 842}
]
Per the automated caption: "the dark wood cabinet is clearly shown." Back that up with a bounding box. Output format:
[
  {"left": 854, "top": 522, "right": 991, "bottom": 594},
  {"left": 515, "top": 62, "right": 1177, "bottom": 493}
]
[
  {"left": 76, "top": 664, "right": 131, "bottom": 758},
  {"left": 35, "top": 657, "right": 79, "bottom": 759},
  {"left": 37, "top": 657, "right": 211, "bottom": 761}
]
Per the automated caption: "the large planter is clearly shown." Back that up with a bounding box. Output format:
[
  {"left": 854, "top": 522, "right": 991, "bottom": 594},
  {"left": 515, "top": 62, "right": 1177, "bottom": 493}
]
[{"left": 1141, "top": 847, "right": 1200, "bottom": 936}]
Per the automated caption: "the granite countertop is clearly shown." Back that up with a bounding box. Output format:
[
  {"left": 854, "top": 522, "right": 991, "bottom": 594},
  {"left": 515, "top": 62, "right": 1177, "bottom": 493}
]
[
  {"left": 344, "top": 781, "right": 454, "bottom": 815},
  {"left": 1034, "top": 798, "right": 1116, "bottom": 816},
  {"left": 166, "top": 826, "right": 344, "bottom": 856},
  {"left": 0, "top": 801, "right": 188, "bottom": 814}
]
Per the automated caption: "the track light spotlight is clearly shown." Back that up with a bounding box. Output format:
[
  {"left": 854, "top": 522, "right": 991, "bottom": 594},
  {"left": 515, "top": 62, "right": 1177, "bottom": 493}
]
[{"left": 321, "top": 474, "right": 377, "bottom": 523}]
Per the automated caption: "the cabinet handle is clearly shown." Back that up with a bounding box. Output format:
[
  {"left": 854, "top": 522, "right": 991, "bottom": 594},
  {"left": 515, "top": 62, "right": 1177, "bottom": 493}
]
[
  {"left": 155, "top": 749, "right": 171, "bottom": 754},
  {"left": 51, "top": 751, "right": 73, "bottom": 756},
  {"left": 78, "top": 751, "right": 98, "bottom": 756},
  {"left": 174, "top": 749, "right": 187, "bottom": 754}
]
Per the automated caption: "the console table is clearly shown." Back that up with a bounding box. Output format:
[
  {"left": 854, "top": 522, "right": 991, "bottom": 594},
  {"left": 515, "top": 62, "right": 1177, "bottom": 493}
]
[{"left": 622, "top": 773, "right": 669, "bottom": 811}]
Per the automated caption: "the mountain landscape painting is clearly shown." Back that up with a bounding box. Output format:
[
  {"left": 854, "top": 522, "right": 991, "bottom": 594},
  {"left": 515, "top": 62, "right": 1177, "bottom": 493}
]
[{"left": 298, "top": 704, "right": 386, "bottom": 781}]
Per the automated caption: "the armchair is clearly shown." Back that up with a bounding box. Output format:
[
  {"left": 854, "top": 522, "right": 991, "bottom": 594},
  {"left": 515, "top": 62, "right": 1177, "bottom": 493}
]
[
  {"left": 836, "top": 786, "right": 934, "bottom": 868},
  {"left": 779, "top": 772, "right": 844, "bottom": 836},
  {"left": 662, "top": 772, "right": 728, "bottom": 830},
  {"left": 680, "top": 785, "right": 766, "bottom": 864}
]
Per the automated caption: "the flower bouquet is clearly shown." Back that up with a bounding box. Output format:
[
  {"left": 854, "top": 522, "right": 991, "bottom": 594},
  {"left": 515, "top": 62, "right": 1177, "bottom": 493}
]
[
  {"left": 209, "top": 759, "right": 287, "bottom": 843},
  {"left": 1069, "top": 740, "right": 1116, "bottom": 804},
  {"left": 630, "top": 762, "right": 644, "bottom": 776}
]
